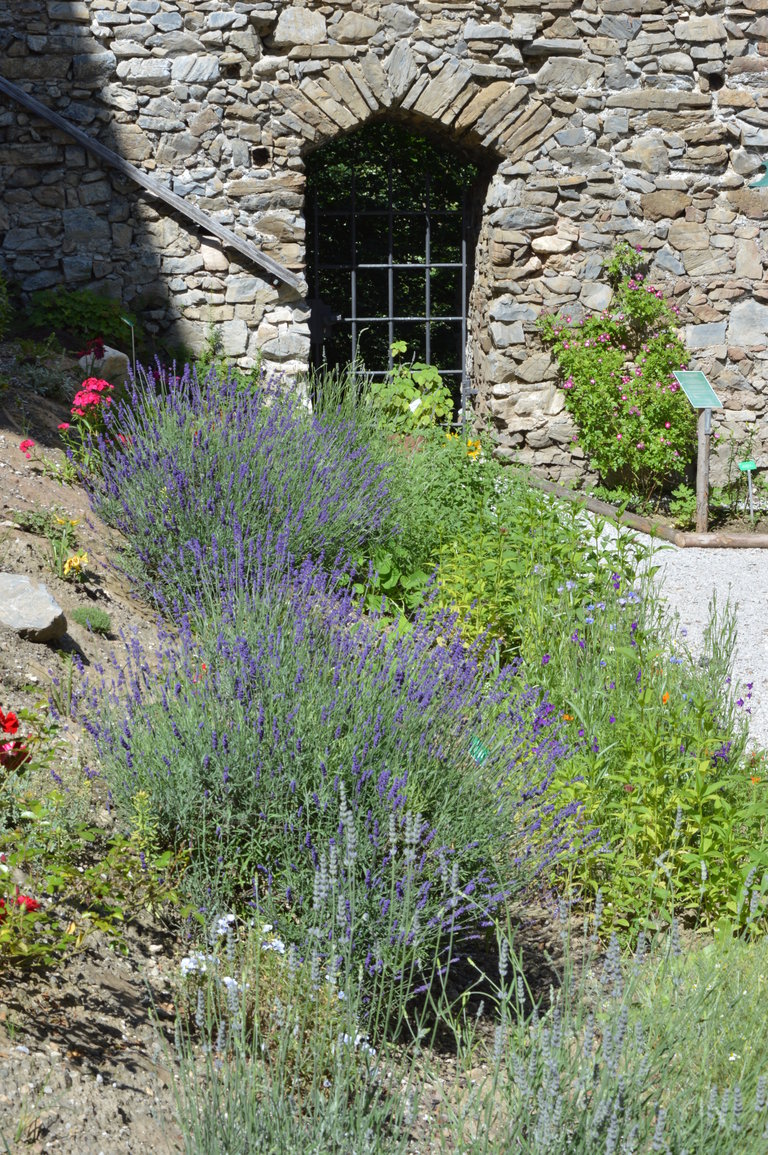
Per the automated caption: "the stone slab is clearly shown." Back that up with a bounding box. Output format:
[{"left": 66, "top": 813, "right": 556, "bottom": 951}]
[{"left": 0, "top": 574, "right": 66, "bottom": 643}]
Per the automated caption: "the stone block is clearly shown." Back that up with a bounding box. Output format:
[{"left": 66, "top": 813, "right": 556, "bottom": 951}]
[
  {"left": 686, "top": 322, "right": 727, "bottom": 348},
  {"left": 116, "top": 57, "right": 171, "bottom": 86},
  {"left": 333, "top": 12, "right": 379, "bottom": 42},
  {"left": 386, "top": 42, "right": 418, "bottom": 100},
  {"left": 261, "top": 332, "right": 311, "bottom": 359},
  {"left": 667, "top": 222, "right": 709, "bottom": 251},
  {"left": 220, "top": 317, "right": 249, "bottom": 356},
  {"left": 490, "top": 321, "right": 524, "bottom": 347},
  {"left": 534, "top": 58, "right": 602, "bottom": 92},
  {"left": 623, "top": 134, "right": 669, "bottom": 174},
  {"left": 729, "top": 300, "right": 768, "bottom": 346},
  {"left": 0, "top": 574, "right": 66, "bottom": 643},
  {"left": 62, "top": 207, "right": 110, "bottom": 248},
  {"left": 72, "top": 50, "right": 116, "bottom": 81},
  {"left": 674, "top": 16, "right": 727, "bottom": 43},
  {"left": 517, "top": 352, "right": 556, "bottom": 384},
  {"left": 273, "top": 8, "right": 326, "bottom": 47},
  {"left": 640, "top": 190, "right": 690, "bottom": 221},
  {"left": 226, "top": 275, "right": 269, "bottom": 303},
  {"left": 170, "top": 55, "right": 220, "bottom": 84},
  {"left": 580, "top": 282, "right": 612, "bottom": 311}
]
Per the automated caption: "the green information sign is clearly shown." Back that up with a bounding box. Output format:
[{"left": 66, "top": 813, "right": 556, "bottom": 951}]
[
  {"left": 468, "top": 736, "right": 490, "bottom": 765},
  {"left": 739, "top": 460, "right": 757, "bottom": 472},
  {"left": 673, "top": 371, "right": 723, "bottom": 410}
]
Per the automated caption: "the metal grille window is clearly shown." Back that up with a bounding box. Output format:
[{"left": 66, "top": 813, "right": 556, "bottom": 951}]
[{"left": 305, "top": 123, "right": 479, "bottom": 413}]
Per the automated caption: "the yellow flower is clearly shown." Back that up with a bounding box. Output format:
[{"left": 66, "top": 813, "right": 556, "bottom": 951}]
[
  {"left": 55, "top": 516, "right": 80, "bottom": 527},
  {"left": 63, "top": 551, "right": 88, "bottom": 577}
]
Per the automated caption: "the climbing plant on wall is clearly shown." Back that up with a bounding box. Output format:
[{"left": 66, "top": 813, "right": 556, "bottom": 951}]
[{"left": 539, "top": 243, "right": 696, "bottom": 497}]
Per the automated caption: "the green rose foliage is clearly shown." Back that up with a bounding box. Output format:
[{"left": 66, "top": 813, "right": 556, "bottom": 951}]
[{"left": 539, "top": 245, "right": 697, "bottom": 496}]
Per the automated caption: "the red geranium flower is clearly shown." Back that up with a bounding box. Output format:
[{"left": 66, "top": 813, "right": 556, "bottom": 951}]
[
  {"left": 0, "top": 893, "right": 41, "bottom": 921},
  {"left": 0, "top": 709, "right": 19, "bottom": 735},
  {"left": 18, "top": 439, "right": 35, "bottom": 459}
]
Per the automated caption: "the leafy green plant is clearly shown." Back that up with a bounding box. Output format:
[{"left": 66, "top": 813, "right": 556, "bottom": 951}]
[
  {"left": 69, "top": 605, "right": 112, "bottom": 635},
  {"left": 367, "top": 341, "right": 453, "bottom": 432},
  {"left": 27, "top": 287, "right": 139, "bottom": 349},
  {"left": 670, "top": 482, "right": 697, "bottom": 529},
  {"left": 10, "top": 509, "right": 86, "bottom": 582},
  {"left": 539, "top": 244, "right": 696, "bottom": 497}
]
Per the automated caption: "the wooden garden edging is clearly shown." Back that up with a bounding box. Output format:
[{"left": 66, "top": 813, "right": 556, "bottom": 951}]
[
  {"left": 0, "top": 73, "right": 303, "bottom": 292},
  {"left": 526, "top": 474, "right": 768, "bottom": 549}
]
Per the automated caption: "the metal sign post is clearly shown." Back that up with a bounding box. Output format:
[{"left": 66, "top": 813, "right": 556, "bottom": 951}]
[
  {"left": 673, "top": 371, "right": 724, "bottom": 534},
  {"left": 739, "top": 459, "right": 757, "bottom": 526}
]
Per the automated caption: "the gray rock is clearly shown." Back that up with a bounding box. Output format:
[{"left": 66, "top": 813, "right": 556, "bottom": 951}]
[
  {"left": 490, "top": 298, "right": 537, "bottom": 323},
  {"left": 599, "top": 15, "right": 641, "bottom": 40},
  {"left": 535, "top": 58, "right": 602, "bottom": 92},
  {"left": 0, "top": 575, "right": 67, "bottom": 643},
  {"left": 729, "top": 300, "right": 768, "bottom": 347},
  {"left": 78, "top": 344, "right": 130, "bottom": 386},
  {"left": 686, "top": 322, "right": 727, "bottom": 349},
  {"left": 116, "top": 57, "right": 171, "bottom": 86},
  {"left": 272, "top": 7, "right": 327, "bottom": 46},
  {"left": 221, "top": 318, "right": 249, "bottom": 357},
  {"left": 674, "top": 16, "right": 727, "bottom": 43},
  {"left": 580, "top": 282, "right": 613, "bottom": 311},
  {"left": 152, "top": 11, "right": 182, "bottom": 31},
  {"left": 517, "top": 353, "right": 555, "bottom": 384},
  {"left": 334, "top": 12, "right": 379, "bottom": 42},
  {"left": 386, "top": 42, "right": 418, "bottom": 99},
  {"left": 261, "top": 332, "right": 311, "bottom": 359},
  {"left": 652, "top": 247, "right": 685, "bottom": 275},
  {"left": 465, "top": 19, "right": 511, "bottom": 41},
  {"left": 170, "top": 55, "right": 220, "bottom": 84},
  {"left": 490, "top": 321, "right": 524, "bottom": 347},
  {"left": 72, "top": 51, "right": 116, "bottom": 82},
  {"left": 62, "top": 207, "right": 110, "bottom": 248},
  {"left": 380, "top": 4, "right": 419, "bottom": 34}
]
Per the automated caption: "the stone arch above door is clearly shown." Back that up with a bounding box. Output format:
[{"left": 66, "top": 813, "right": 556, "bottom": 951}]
[{"left": 269, "top": 50, "right": 562, "bottom": 163}]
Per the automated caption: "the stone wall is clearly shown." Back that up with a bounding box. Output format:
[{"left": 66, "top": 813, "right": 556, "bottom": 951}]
[{"left": 2, "top": 0, "right": 768, "bottom": 484}]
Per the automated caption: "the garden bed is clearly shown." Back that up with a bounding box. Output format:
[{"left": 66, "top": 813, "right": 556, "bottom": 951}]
[{"left": 1, "top": 355, "right": 768, "bottom": 1153}]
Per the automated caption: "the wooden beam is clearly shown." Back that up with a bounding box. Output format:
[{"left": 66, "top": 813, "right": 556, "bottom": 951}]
[{"left": 0, "top": 73, "right": 303, "bottom": 292}]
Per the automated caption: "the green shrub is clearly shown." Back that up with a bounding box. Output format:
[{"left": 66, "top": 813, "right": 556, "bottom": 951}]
[
  {"left": 27, "top": 287, "right": 139, "bottom": 349},
  {"left": 366, "top": 341, "right": 453, "bottom": 432},
  {"left": 539, "top": 243, "right": 696, "bottom": 497},
  {"left": 70, "top": 606, "right": 112, "bottom": 635}
]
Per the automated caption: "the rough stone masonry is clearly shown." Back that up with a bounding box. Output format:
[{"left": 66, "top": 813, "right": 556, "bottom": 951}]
[{"left": 2, "top": 0, "right": 768, "bottom": 484}]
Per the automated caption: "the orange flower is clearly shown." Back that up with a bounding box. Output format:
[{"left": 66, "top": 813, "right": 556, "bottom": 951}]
[
  {"left": 662, "top": 692, "right": 670, "bottom": 705},
  {"left": 751, "top": 775, "right": 761, "bottom": 785},
  {"left": 562, "top": 714, "right": 574, "bottom": 722}
]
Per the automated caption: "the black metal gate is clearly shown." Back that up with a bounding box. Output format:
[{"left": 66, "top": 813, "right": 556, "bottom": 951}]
[{"left": 307, "top": 152, "right": 472, "bottom": 416}]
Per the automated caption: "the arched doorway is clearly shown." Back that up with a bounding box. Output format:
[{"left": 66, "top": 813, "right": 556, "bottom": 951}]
[{"left": 305, "top": 121, "right": 487, "bottom": 417}]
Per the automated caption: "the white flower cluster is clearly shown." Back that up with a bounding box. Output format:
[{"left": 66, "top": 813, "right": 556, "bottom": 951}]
[
  {"left": 260, "top": 923, "right": 286, "bottom": 954},
  {"left": 180, "top": 951, "right": 218, "bottom": 977},
  {"left": 336, "top": 1032, "right": 377, "bottom": 1058},
  {"left": 214, "top": 912, "right": 236, "bottom": 937}
]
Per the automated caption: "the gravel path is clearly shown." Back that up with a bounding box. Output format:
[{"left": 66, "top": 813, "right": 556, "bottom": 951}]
[{"left": 650, "top": 539, "right": 768, "bottom": 751}]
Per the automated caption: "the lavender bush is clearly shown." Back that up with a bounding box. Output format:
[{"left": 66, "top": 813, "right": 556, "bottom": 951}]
[
  {"left": 80, "top": 539, "right": 582, "bottom": 990},
  {"left": 89, "top": 362, "right": 397, "bottom": 598}
]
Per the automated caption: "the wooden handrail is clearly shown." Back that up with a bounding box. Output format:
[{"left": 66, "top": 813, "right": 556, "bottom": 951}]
[{"left": 0, "top": 73, "right": 303, "bottom": 292}]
